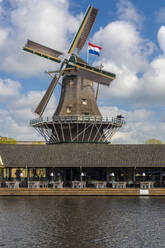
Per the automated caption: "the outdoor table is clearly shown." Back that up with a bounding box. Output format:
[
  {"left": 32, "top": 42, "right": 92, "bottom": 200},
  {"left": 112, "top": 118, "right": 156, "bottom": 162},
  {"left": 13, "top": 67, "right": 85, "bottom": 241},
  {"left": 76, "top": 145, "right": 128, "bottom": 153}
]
[
  {"left": 6, "top": 181, "right": 20, "bottom": 189},
  {"left": 39, "top": 181, "right": 49, "bottom": 188},
  {"left": 72, "top": 181, "right": 86, "bottom": 188},
  {"left": 28, "top": 181, "right": 40, "bottom": 188},
  {"left": 92, "top": 181, "right": 107, "bottom": 189},
  {"left": 112, "top": 181, "right": 127, "bottom": 189},
  {"left": 52, "top": 181, "right": 63, "bottom": 189},
  {"left": 140, "top": 181, "right": 154, "bottom": 189}
]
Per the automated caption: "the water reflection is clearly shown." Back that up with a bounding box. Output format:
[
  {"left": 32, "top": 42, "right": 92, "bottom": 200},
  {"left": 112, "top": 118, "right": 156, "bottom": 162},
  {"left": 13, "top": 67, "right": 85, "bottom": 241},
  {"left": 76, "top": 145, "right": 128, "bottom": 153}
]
[{"left": 0, "top": 197, "right": 164, "bottom": 247}]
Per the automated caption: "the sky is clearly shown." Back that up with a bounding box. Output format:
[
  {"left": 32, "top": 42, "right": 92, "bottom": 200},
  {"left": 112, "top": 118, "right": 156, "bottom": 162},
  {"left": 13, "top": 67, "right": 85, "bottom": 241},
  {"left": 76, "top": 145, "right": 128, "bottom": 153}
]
[{"left": 0, "top": 0, "right": 165, "bottom": 144}]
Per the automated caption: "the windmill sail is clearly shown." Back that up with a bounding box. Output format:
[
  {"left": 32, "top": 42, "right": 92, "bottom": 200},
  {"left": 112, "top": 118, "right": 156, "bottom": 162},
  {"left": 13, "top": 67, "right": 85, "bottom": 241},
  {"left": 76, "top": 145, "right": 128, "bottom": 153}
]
[
  {"left": 76, "top": 7, "right": 98, "bottom": 53},
  {"left": 23, "top": 40, "right": 63, "bottom": 63},
  {"left": 68, "top": 6, "right": 97, "bottom": 54},
  {"left": 34, "top": 75, "right": 58, "bottom": 116}
]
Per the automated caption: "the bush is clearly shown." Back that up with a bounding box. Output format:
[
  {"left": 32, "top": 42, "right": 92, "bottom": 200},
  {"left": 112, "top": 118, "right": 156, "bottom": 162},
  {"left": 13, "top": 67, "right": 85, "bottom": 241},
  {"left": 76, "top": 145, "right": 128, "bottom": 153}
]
[{"left": 0, "top": 137, "right": 17, "bottom": 144}]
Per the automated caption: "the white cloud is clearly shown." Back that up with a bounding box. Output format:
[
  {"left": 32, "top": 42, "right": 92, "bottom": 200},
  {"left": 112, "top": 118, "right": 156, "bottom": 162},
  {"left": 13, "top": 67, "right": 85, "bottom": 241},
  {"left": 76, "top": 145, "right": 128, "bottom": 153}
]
[
  {"left": 10, "top": 90, "right": 57, "bottom": 120},
  {"left": 0, "top": 108, "right": 40, "bottom": 140},
  {"left": 157, "top": 26, "right": 165, "bottom": 52},
  {"left": 134, "top": 25, "right": 165, "bottom": 105},
  {"left": 93, "top": 21, "right": 151, "bottom": 72},
  {"left": 90, "top": 2, "right": 165, "bottom": 108},
  {"left": 117, "top": 0, "right": 143, "bottom": 27},
  {"left": 100, "top": 106, "right": 164, "bottom": 144},
  {"left": 11, "top": 91, "right": 48, "bottom": 109},
  {"left": 0, "top": 78, "right": 21, "bottom": 101},
  {"left": 127, "top": 109, "right": 153, "bottom": 122},
  {"left": 0, "top": 76, "right": 57, "bottom": 140},
  {"left": 0, "top": 0, "right": 81, "bottom": 76},
  {"left": 0, "top": 28, "right": 8, "bottom": 46},
  {"left": 92, "top": 20, "right": 153, "bottom": 103}
]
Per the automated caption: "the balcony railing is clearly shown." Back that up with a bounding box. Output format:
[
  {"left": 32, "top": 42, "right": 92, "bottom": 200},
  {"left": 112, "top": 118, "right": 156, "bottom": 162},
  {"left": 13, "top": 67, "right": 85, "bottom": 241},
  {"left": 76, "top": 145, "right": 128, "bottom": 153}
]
[{"left": 30, "top": 115, "right": 125, "bottom": 126}]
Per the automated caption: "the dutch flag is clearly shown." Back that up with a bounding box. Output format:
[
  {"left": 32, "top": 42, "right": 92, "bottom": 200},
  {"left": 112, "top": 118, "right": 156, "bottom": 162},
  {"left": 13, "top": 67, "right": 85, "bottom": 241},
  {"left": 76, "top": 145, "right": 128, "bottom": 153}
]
[{"left": 88, "top": 42, "right": 102, "bottom": 56}]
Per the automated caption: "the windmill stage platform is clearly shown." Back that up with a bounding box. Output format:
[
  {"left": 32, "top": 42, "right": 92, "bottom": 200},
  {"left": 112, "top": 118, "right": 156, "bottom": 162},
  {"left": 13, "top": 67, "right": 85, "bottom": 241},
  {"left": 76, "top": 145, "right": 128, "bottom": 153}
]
[{"left": 30, "top": 115, "right": 125, "bottom": 144}]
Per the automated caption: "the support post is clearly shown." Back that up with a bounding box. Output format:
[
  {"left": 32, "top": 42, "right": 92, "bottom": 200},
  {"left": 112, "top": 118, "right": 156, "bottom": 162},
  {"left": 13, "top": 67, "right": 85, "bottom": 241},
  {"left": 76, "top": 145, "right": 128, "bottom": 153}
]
[
  {"left": 116, "top": 169, "right": 119, "bottom": 181},
  {"left": 9, "top": 168, "right": 11, "bottom": 180},
  {"left": 106, "top": 167, "right": 109, "bottom": 183},
  {"left": 70, "top": 168, "right": 72, "bottom": 186},
  {"left": 5, "top": 168, "right": 8, "bottom": 180},
  {"left": 80, "top": 166, "right": 82, "bottom": 182},
  {"left": 27, "top": 168, "right": 30, "bottom": 182},
  {"left": 160, "top": 167, "right": 163, "bottom": 187},
  {"left": 133, "top": 167, "right": 136, "bottom": 187},
  {"left": 2, "top": 168, "right": 4, "bottom": 180},
  {"left": 64, "top": 169, "right": 66, "bottom": 187}
]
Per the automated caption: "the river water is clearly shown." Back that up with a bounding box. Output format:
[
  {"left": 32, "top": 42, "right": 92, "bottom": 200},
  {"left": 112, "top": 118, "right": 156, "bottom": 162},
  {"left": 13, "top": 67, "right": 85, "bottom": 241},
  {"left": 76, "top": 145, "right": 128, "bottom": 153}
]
[{"left": 0, "top": 196, "right": 164, "bottom": 248}]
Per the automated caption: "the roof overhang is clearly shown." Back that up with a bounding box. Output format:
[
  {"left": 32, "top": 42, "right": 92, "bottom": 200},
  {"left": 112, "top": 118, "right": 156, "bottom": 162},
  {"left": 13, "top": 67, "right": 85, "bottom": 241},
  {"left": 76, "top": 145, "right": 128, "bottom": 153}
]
[{"left": 1, "top": 144, "right": 165, "bottom": 168}]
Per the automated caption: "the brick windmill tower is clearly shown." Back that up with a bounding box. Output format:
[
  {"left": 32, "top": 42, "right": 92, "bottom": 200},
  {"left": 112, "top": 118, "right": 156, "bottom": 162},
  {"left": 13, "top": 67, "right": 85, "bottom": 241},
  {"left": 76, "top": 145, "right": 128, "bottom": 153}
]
[{"left": 23, "top": 6, "right": 125, "bottom": 144}]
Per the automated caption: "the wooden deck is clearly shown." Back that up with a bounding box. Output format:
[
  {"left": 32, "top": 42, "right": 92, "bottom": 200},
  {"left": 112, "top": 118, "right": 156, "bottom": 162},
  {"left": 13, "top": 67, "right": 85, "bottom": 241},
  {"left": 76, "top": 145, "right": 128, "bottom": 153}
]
[{"left": 0, "top": 187, "right": 165, "bottom": 196}]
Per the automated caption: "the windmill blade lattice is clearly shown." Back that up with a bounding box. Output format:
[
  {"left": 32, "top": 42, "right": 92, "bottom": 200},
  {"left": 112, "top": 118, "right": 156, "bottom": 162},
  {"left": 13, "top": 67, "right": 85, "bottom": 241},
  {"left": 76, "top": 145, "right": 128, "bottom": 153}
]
[
  {"left": 68, "top": 6, "right": 97, "bottom": 54},
  {"left": 23, "top": 40, "right": 63, "bottom": 63},
  {"left": 34, "top": 69, "right": 64, "bottom": 116},
  {"left": 76, "top": 7, "right": 98, "bottom": 53}
]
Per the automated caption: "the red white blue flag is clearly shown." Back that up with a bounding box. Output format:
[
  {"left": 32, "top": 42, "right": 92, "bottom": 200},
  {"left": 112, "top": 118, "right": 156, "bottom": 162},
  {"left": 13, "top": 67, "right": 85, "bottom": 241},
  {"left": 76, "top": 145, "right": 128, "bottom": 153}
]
[{"left": 88, "top": 42, "right": 102, "bottom": 56}]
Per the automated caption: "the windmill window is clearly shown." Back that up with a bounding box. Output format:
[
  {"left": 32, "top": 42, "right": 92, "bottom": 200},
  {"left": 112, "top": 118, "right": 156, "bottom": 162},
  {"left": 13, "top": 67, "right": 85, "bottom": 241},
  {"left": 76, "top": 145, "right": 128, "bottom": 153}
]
[
  {"left": 82, "top": 99, "right": 87, "bottom": 105},
  {"left": 66, "top": 106, "right": 72, "bottom": 113}
]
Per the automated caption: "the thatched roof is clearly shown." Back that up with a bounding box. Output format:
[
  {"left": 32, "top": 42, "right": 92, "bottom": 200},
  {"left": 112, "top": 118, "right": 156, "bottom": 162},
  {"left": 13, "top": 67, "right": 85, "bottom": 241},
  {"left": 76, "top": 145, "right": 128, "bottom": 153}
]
[{"left": 0, "top": 143, "right": 165, "bottom": 168}]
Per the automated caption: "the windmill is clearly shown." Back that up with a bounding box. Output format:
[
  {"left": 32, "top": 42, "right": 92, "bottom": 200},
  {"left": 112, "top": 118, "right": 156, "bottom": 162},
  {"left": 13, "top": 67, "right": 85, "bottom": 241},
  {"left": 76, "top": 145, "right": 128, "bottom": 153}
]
[{"left": 23, "top": 5, "right": 125, "bottom": 144}]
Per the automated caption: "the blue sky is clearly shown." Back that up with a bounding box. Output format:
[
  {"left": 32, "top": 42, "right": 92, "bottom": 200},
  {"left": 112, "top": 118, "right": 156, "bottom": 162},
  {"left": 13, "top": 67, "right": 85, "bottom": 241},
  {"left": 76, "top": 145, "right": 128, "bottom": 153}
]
[{"left": 1, "top": 0, "right": 165, "bottom": 143}]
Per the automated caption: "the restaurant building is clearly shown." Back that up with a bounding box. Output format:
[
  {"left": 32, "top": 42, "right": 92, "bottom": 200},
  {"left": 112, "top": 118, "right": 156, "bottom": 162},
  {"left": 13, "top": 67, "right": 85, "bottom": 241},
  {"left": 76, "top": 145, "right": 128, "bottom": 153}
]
[{"left": 0, "top": 143, "right": 165, "bottom": 188}]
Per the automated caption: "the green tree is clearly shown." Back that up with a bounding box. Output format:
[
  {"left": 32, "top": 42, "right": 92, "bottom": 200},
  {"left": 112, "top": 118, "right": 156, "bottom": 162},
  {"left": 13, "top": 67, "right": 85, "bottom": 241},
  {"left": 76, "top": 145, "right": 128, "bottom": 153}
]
[
  {"left": 145, "top": 138, "right": 163, "bottom": 144},
  {"left": 0, "top": 137, "right": 17, "bottom": 144}
]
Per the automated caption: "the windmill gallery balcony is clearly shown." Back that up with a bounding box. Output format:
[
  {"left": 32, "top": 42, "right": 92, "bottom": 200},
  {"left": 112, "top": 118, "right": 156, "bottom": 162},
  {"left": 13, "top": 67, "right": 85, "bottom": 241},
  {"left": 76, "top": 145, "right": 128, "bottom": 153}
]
[{"left": 30, "top": 115, "right": 125, "bottom": 144}]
